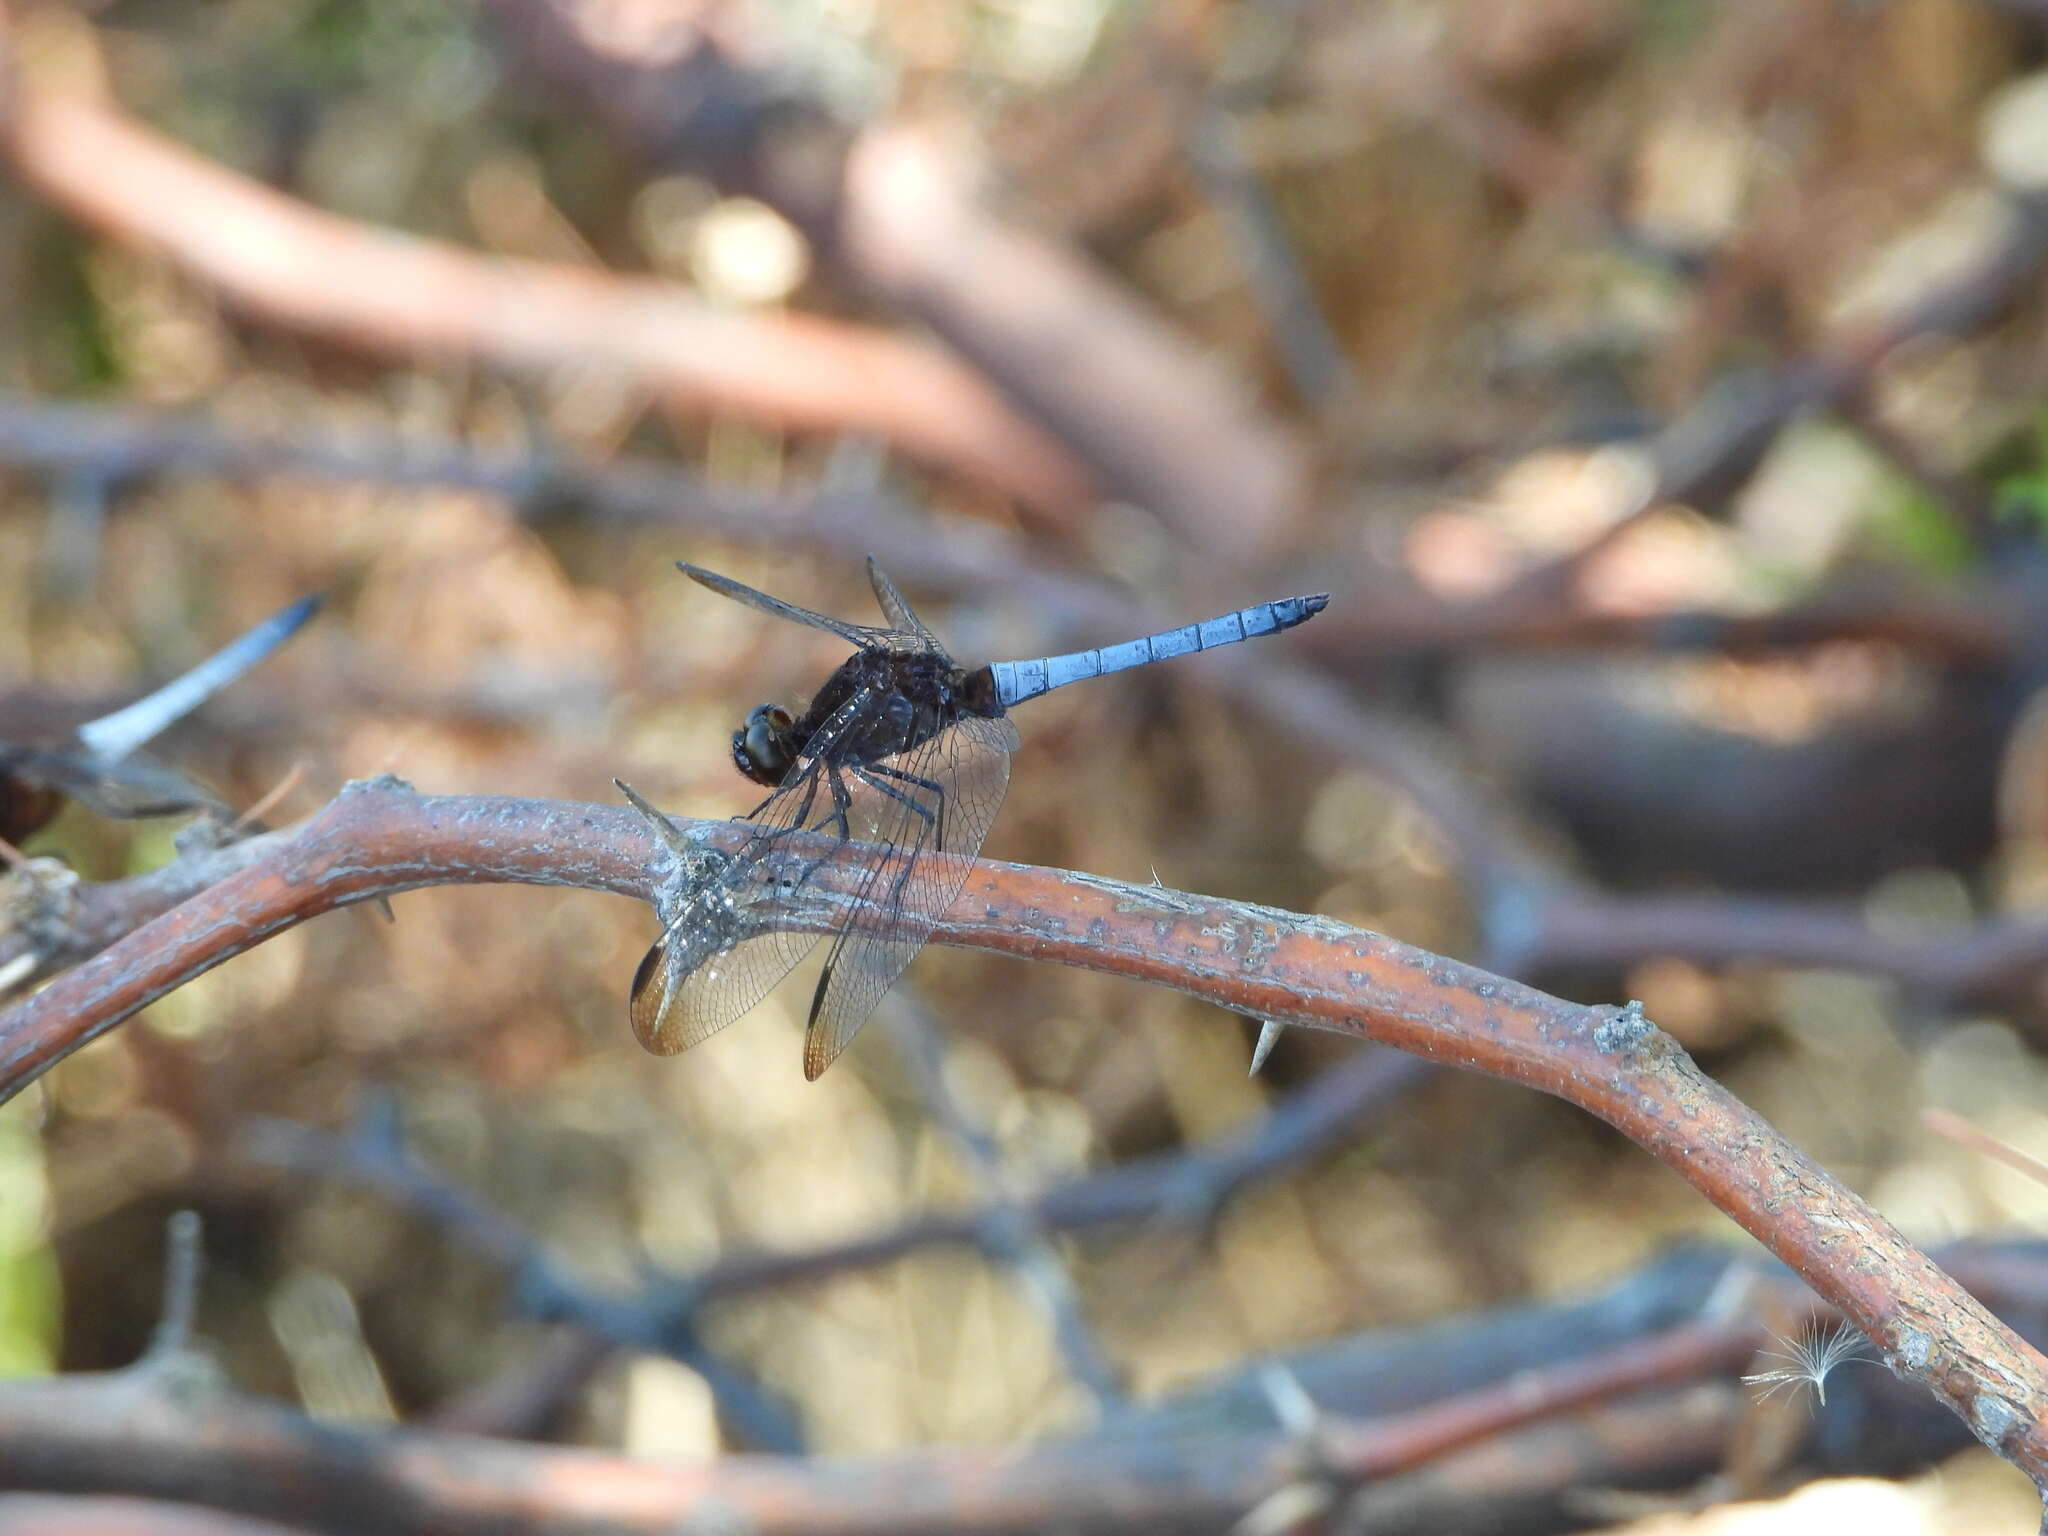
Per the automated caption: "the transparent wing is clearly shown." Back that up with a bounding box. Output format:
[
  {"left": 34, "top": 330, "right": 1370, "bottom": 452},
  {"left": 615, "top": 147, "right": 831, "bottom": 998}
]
[
  {"left": 8, "top": 746, "right": 223, "bottom": 821},
  {"left": 680, "top": 563, "right": 911, "bottom": 650},
  {"left": 629, "top": 688, "right": 878, "bottom": 1056},
  {"left": 631, "top": 922, "right": 819, "bottom": 1057},
  {"left": 865, "top": 558, "right": 942, "bottom": 650},
  {"left": 801, "top": 713, "right": 1019, "bottom": 1080}
]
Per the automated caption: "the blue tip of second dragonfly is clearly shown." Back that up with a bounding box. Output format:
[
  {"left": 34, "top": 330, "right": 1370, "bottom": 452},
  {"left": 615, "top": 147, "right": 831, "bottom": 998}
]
[
  {"left": 234, "top": 591, "right": 322, "bottom": 661},
  {"left": 274, "top": 592, "right": 324, "bottom": 634}
]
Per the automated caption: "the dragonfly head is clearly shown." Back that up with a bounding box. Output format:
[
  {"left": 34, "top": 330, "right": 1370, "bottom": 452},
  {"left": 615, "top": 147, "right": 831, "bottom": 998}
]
[{"left": 733, "top": 704, "right": 797, "bottom": 786}]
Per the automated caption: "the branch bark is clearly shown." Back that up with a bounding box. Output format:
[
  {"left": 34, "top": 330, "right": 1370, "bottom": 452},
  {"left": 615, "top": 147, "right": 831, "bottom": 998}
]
[{"left": 3, "top": 780, "right": 2045, "bottom": 1491}]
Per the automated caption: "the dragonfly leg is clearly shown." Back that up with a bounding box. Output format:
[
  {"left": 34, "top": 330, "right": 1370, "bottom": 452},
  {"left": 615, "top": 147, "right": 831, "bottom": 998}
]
[
  {"left": 851, "top": 764, "right": 942, "bottom": 908},
  {"left": 721, "top": 770, "right": 823, "bottom": 918},
  {"left": 782, "top": 763, "right": 855, "bottom": 892},
  {"left": 860, "top": 763, "right": 948, "bottom": 852},
  {"left": 782, "top": 770, "right": 819, "bottom": 835},
  {"left": 796, "top": 684, "right": 874, "bottom": 852},
  {"left": 730, "top": 685, "right": 876, "bottom": 916},
  {"left": 812, "top": 763, "right": 855, "bottom": 843}
]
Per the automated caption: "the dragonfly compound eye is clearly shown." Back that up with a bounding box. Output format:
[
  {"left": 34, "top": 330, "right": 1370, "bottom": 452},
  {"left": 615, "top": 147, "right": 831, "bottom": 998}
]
[{"left": 733, "top": 705, "right": 796, "bottom": 785}]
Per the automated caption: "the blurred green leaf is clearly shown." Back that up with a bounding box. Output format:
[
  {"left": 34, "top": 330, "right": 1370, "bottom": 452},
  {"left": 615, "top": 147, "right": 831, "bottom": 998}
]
[
  {"left": 1868, "top": 480, "right": 1974, "bottom": 578},
  {"left": 1993, "top": 413, "right": 2048, "bottom": 539},
  {"left": 0, "top": 1106, "right": 57, "bottom": 1377},
  {"left": 27, "top": 227, "right": 122, "bottom": 393}
]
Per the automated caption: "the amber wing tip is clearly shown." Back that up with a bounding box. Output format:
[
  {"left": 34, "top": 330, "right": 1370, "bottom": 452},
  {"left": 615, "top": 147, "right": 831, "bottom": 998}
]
[{"left": 628, "top": 945, "right": 683, "bottom": 1056}]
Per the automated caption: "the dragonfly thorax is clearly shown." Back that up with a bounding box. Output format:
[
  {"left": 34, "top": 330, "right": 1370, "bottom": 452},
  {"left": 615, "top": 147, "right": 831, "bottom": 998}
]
[{"left": 733, "top": 649, "right": 1006, "bottom": 794}]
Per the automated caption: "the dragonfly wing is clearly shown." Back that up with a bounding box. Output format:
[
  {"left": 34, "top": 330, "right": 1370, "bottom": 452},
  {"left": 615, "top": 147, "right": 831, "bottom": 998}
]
[
  {"left": 679, "top": 563, "right": 900, "bottom": 650},
  {"left": 628, "top": 686, "right": 881, "bottom": 1056},
  {"left": 865, "top": 558, "right": 943, "bottom": 650},
  {"left": 12, "top": 747, "right": 223, "bottom": 821},
  {"left": 631, "top": 919, "right": 818, "bottom": 1056},
  {"left": 801, "top": 712, "right": 1019, "bottom": 1079}
]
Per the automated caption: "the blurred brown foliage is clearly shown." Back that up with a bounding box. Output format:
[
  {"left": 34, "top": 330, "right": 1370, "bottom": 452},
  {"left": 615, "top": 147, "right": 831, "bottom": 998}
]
[{"left": 6, "top": 0, "right": 2048, "bottom": 1530}]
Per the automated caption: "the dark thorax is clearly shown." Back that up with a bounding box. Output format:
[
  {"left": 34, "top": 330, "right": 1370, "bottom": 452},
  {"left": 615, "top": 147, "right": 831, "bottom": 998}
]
[{"left": 738, "top": 648, "right": 1006, "bottom": 790}]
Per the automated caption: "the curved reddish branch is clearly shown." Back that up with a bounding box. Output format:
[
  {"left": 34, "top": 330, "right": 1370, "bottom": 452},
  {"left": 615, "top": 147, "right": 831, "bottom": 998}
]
[
  {"left": 0, "top": 60, "right": 1091, "bottom": 511},
  {"left": 1, "top": 780, "right": 2045, "bottom": 1490}
]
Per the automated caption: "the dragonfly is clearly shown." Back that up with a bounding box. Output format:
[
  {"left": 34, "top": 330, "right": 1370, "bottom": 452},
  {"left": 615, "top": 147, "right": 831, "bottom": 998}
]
[
  {"left": 619, "top": 560, "right": 1328, "bottom": 1080},
  {"left": 0, "top": 595, "right": 320, "bottom": 845}
]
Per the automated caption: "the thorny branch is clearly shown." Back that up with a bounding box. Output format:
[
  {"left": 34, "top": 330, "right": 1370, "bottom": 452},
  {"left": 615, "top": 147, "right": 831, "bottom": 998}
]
[
  {"left": 2, "top": 780, "right": 2047, "bottom": 1493},
  {"left": 0, "top": 1336, "right": 1750, "bottom": 1536},
  {"left": 18, "top": 1207, "right": 2032, "bottom": 1536},
  {"left": 13, "top": 1203, "right": 2048, "bottom": 1533}
]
